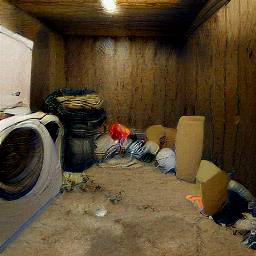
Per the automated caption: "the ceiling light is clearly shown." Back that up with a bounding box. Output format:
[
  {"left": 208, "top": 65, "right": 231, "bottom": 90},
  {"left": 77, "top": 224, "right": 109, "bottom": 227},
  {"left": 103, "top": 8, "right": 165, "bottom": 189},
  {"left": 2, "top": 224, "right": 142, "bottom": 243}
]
[{"left": 101, "top": 0, "right": 117, "bottom": 13}]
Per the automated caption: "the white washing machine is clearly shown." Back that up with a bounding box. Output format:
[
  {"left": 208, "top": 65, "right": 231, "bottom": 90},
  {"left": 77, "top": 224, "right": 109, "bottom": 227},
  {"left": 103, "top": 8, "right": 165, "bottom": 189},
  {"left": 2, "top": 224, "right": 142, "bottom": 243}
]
[
  {"left": 0, "top": 110, "right": 63, "bottom": 252},
  {"left": 0, "top": 25, "right": 63, "bottom": 251}
]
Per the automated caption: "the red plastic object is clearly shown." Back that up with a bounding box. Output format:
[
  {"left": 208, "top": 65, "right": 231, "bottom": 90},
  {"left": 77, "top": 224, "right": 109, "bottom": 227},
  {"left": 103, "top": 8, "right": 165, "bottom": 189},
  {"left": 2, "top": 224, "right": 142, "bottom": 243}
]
[{"left": 109, "top": 123, "right": 131, "bottom": 141}]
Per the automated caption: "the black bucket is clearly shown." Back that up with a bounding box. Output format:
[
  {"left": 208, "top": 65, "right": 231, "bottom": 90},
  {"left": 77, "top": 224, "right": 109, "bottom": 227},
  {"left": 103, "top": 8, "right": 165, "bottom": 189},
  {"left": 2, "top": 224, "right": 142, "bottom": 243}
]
[{"left": 62, "top": 126, "right": 99, "bottom": 172}]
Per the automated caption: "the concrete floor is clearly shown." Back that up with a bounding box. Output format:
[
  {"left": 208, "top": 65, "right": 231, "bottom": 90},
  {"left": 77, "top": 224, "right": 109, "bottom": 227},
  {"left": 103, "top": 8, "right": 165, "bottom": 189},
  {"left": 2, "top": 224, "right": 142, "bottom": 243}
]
[{"left": 2, "top": 166, "right": 254, "bottom": 256}]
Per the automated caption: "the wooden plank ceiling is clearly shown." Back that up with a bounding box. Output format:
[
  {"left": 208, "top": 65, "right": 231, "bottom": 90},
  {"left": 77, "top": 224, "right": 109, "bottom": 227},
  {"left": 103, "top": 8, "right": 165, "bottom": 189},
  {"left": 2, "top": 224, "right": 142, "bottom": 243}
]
[{"left": 8, "top": 0, "right": 208, "bottom": 37}]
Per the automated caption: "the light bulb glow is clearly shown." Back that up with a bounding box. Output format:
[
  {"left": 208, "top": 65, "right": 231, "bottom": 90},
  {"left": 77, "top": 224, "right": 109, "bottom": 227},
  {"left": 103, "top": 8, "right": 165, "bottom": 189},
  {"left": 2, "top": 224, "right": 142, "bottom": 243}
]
[{"left": 101, "top": 0, "right": 117, "bottom": 13}]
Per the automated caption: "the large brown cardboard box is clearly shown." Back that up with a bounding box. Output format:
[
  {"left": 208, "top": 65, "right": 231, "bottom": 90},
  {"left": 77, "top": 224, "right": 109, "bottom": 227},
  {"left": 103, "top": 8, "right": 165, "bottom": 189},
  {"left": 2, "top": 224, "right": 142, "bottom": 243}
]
[
  {"left": 193, "top": 160, "right": 229, "bottom": 216},
  {"left": 176, "top": 116, "right": 205, "bottom": 183}
]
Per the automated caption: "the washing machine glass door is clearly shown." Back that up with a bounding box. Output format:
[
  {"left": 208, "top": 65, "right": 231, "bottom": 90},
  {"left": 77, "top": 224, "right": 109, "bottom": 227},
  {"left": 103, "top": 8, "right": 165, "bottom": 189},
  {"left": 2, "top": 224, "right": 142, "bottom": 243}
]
[{"left": 0, "top": 126, "right": 44, "bottom": 200}]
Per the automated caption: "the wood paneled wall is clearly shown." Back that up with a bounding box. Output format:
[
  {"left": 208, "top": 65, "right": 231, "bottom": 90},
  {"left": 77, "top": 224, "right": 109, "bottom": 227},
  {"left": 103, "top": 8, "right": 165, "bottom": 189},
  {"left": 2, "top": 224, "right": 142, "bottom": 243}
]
[
  {"left": 65, "top": 37, "right": 182, "bottom": 128},
  {"left": 0, "top": 0, "right": 66, "bottom": 109},
  {"left": 65, "top": 0, "right": 256, "bottom": 194},
  {"left": 180, "top": 0, "right": 256, "bottom": 194}
]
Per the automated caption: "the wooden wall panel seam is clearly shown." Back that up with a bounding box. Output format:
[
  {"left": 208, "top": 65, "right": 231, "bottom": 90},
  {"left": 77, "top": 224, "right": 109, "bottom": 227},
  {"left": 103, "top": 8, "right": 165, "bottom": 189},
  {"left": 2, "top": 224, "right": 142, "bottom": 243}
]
[{"left": 187, "top": 0, "right": 231, "bottom": 37}]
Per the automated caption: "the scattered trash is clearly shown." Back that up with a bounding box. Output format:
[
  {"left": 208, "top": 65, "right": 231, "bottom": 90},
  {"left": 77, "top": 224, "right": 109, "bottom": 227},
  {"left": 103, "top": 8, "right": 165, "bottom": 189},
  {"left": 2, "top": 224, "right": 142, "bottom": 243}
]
[
  {"left": 105, "top": 192, "right": 123, "bottom": 204},
  {"left": 145, "top": 125, "right": 176, "bottom": 149},
  {"left": 194, "top": 160, "right": 229, "bottom": 216},
  {"left": 138, "top": 204, "right": 156, "bottom": 212},
  {"left": 186, "top": 195, "right": 204, "bottom": 212},
  {"left": 186, "top": 158, "right": 256, "bottom": 250},
  {"left": 142, "top": 140, "right": 159, "bottom": 155},
  {"left": 109, "top": 123, "right": 131, "bottom": 142},
  {"left": 99, "top": 156, "right": 143, "bottom": 169},
  {"left": 242, "top": 230, "right": 256, "bottom": 250},
  {"left": 129, "top": 128, "right": 147, "bottom": 141},
  {"left": 239, "top": 201, "right": 256, "bottom": 250},
  {"left": 212, "top": 189, "right": 251, "bottom": 226},
  {"left": 139, "top": 141, "right": 159, "bottom": 163},
  {"left": 146, "top": 125, "right": 166, "bottom": 147},
  {"left": 234, "top": 213, "right": 256, "bottom": 231},
  {"left": 121, "top": 138, "right": 134, "bottom": 152},
  {"left": 248, "top": 199, "right": 256, "bottom": 218},
  {"left": 155, "top": 148, "right": 176, "bottom": 174},
  {"left": 214, "top": 183, "right": 256, "bottom": 227},
  {"left": 125, "top": 140, "right": 159, "bottom": 163},
  {"left": 95, "top": 133, "right": 120, "bottom": 162},
  {"left": 95, "top": 207, "right": 108, "bottom": 217},
  {"left": 125, "top": 140, "right": 145, "bottom": 159},
  {"left": 92, "top": 121, "right": 178, "bottom": 169},
  {"left": 228, "top": 180, "right": 255, "bottom": 203},
  {"left": 125, "top": 140, "right": 145, "bottom": 160},
  {"left": 61, "top": 172, "right": 104, "bottom": 193},
  {"left": 57, "top": 114, "right": 256, "bottom": 251},
  {"left": 83, "top": 209, "right": 89, "bottom": 215}
]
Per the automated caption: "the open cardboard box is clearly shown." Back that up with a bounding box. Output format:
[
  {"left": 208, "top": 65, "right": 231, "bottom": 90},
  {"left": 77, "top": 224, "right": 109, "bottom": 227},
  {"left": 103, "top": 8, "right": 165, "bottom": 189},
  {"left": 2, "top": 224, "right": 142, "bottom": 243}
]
[{"left": 193, "top": 160, "right": 229, "bottom": 216}]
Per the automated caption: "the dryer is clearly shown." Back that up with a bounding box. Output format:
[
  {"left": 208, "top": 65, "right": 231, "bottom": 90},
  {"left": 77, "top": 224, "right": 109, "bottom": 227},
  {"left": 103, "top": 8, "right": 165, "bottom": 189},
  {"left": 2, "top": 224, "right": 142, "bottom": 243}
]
[
  {"left": 0, "top": 25, "right": 63, "bottom": 251},
  {"left": 0, "top": 112, "right": 63, "bottom": 252}
]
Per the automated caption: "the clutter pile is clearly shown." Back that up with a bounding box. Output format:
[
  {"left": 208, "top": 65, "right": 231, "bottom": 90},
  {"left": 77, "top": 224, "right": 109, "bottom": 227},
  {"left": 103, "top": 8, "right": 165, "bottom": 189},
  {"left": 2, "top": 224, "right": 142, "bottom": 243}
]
[
  {"left": 44, "top": 89, "right": 256, "bottom": 251},
  {"left": 214, "top": 180, "right": 256, "bottom": 250},
  {"left": 94, "top": 116, "right": 205, "bottom": 178},
  {"left": 94, "top": 122, "right": 178, "bottom": 173},
  {"left": 44, "top": 89, "right": 179, "bottom": 174},
  {"left": 44, "top": 88, "right": 106, "bottom": 172},
  {"left": 185, "top": 159, "right": 256, "bottom": 250}
]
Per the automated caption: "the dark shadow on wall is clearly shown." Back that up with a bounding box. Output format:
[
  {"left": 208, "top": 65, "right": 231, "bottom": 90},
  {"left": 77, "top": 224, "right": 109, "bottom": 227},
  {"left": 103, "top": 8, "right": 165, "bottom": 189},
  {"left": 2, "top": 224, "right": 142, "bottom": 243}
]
[{"left": 30, "top": 29, "right": 51, "bottom": 111}]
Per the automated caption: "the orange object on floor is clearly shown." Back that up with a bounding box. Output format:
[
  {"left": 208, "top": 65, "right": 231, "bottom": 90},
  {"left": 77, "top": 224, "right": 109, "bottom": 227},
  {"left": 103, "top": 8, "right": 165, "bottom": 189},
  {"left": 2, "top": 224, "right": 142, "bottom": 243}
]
[{"left": 186, "top": 195, "right": 204, "bottom": 210}]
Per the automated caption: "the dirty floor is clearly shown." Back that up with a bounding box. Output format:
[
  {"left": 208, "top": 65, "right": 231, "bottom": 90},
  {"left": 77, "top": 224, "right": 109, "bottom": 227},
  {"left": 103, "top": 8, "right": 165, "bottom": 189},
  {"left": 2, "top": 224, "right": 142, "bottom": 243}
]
[{"left": 2, "top": 166, "right": 254, "bottom": 256}]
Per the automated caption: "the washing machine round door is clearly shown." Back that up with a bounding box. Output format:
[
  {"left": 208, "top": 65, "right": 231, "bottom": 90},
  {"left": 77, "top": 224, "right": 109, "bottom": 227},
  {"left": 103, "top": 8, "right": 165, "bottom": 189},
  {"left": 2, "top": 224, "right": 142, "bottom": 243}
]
[{"left": 0, "top": 119, "right": 62, "bottom": 201}]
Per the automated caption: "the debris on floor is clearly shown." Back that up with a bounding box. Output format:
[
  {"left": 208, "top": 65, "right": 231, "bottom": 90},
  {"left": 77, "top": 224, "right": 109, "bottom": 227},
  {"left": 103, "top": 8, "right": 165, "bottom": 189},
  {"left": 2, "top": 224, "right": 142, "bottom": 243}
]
[
  {"left": 105, "top": 191, "right": 123, "bottom": 204},
  {"left": 184, "top": 160, "right": 256, "bottom": 251},
  {"left": 155, "top": 148, "right": 176, "bottom": 174},
  {"left": 61, "top": 172, "right": 124, "bottom": 212},
  {"left": 61, "top": 172, "right": 104, "bottom": 193},
  {"left": 234, "top": 213, "right": 256, "bottom": 232},
  {"left": 242, "top": 231, "right": 256, "bottom": 250},
  {"left": 4, "top": 166, "right": 255, "bottom": 256},
  {"left": 43, "top": 90, "right": 256, "bottom": 252},
  {"left": 94, "top": 121, "right": 177, "bottom": 174},
  {"left": 186, "top": 195, "right": 204, "bottom": 213},
  {"left": 129, "top": 128, "right": 147, "bottom": 141},
  {"left": 95, "top": 207, "right": 108, "bottom": 217},
  {"left": 99, "top": 157, "right": 143, "bottom": 169},
  {"left": 185, "top": 160, "right": 229, "bottom": 216},
  {"left": 62, "top": 116, "right": 256, "bottom": 250},
  {"left": 146, "top": 124, "right": 176, "bottom": 149},
  {"left": 137, "top": 204, "right": 156, "bottom": 212},
  {"left": 95, "top": 133, "right": 120, "bottom": 161}
]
